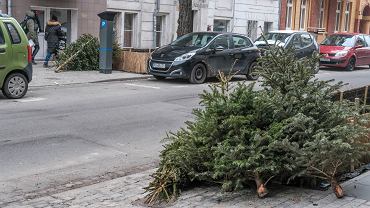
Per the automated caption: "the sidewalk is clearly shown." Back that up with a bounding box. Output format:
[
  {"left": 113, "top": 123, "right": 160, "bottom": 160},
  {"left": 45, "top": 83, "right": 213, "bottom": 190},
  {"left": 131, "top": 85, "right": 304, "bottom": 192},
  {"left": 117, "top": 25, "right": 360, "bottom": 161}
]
[
  {"left": 30, "top": 64, "right": 151, "bottom": 87},
  {"left": 6, "top": 169, "right": 370, "bottom": 208}
]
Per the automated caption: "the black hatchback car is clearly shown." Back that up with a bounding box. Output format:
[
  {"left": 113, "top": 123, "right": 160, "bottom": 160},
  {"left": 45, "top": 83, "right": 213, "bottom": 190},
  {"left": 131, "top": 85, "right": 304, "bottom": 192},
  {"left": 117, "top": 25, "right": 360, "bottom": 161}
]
[{"left": 148, "top": 32, "right": 260, "bottom": 84}]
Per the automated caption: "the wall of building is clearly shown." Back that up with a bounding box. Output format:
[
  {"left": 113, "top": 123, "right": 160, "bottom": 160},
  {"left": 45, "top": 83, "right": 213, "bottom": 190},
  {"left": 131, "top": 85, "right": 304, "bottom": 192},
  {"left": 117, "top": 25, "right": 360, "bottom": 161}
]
[
  {"left": 194, "top": 0, "right": 279, "bottom": 40},
  {"left": 279, "top": 0, "right": 359, "bottom": 42},
  {"left": 2, "top": 0, "right": 106, "bottom": 38},
  {"left": 0, "top": 0, "right": 7, "bottom": 14},
  {"left": 107, "top": 0, "right": 177, "bottom": 49}
]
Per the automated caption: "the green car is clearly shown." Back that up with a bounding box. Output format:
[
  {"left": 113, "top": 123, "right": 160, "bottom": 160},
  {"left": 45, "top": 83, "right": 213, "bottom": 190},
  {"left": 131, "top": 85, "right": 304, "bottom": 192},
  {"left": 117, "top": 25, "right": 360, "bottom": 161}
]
[{"left": 0, "top": 14, "right": 32, "bottom": 99}]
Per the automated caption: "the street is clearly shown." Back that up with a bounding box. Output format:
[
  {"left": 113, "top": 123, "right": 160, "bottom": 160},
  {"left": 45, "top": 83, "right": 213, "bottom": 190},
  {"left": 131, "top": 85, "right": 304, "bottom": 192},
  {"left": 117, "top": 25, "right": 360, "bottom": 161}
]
[{"left": 1, "top": 68, "right": 370, "bottom": 206}]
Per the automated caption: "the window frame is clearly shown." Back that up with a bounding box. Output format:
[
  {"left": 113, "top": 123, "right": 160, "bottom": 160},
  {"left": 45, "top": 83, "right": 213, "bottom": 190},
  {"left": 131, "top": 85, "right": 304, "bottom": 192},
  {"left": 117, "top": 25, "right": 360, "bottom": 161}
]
[
  {"left": 123, "top": 13, "right": 136, "bottom": 48},
  {"left": 213, "top": 19, "right": 230, "bottom": 32},
  {"left": 286, "top": 0, "right": 294, "bottom": 30},
  {"left": 4, "top": 22, "right": 21, "bottom": 44},
  {"left": 210, "top": 35, "right": 230, "bottom": 50},
  {"left": 155, "top": 15, "right": 165, "bottom": 48},
  {"left": 231, "top": 35, "right": 252, "bottom": 49},
  {"left": 319, "top": 0, "right": 325, "bottom": 28},
  {"left": 299, "top": 0, "right": 307, "bottom": 31},
  {"left": 344, "top": 2, "right": 351, "bottom": 32},
  {"left": 301, "top": 33, "right": 313, "bottom": 48},
  {"left": 335, "top": 0, "right": 342, "bottom": 32}
]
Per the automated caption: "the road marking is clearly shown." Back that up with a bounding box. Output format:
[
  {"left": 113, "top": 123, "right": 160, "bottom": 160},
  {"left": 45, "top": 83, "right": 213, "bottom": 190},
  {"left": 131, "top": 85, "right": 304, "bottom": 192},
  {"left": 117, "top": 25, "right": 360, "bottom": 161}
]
[
  {"left": 125, "top": 83, "right": 160, "bottom": 89},
  {"left": 172, "top": 85, "right": 190, "bottom": 88},
  {"left": 15, "top": 97, "right": 46, "bottom": 103}
]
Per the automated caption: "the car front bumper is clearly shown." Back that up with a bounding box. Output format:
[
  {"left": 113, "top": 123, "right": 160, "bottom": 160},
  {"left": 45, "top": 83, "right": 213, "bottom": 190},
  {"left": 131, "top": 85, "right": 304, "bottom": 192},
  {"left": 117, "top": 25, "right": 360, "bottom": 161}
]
[
  {"left": 147, "top": 59, "right": 192, "bottom": 79},
  {"left": 319, "top": 56, "right": 348, "bottom": 68}
]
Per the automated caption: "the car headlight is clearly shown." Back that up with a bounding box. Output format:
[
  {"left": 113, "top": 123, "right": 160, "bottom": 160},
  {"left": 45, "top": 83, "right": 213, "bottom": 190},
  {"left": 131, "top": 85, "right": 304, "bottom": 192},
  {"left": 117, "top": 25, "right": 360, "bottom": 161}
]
[
  {"left": 174, "top": 52, "right": 196, "bottom": 62},
  {"left": 335, "top": 51, "right": 348, "bottom": 57}
]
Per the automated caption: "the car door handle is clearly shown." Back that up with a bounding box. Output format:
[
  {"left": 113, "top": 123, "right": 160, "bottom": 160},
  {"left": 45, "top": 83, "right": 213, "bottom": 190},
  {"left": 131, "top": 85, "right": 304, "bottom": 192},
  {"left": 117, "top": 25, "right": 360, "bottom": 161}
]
[
  {"left": 228, "top": 53, "right": 234, "bottom": 56},
  {"left": 0, "top": 48, "right": 5, "bottom": 53},
  {"left": 0, "top": 65, "right": 5, "bottom": 70}
]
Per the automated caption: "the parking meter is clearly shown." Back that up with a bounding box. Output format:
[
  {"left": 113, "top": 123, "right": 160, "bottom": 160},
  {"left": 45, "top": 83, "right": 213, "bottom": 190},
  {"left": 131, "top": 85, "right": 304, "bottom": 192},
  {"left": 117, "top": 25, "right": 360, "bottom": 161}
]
[{"left": 98, "top": 11, "right": 118, "bottom": 74}]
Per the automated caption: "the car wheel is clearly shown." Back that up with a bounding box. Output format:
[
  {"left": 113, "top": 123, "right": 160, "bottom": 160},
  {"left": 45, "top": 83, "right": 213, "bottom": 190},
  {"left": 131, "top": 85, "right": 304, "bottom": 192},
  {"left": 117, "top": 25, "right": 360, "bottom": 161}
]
[
  {"left": 189, "top": 63, "right": 207, "bottom": 84},
  {"left": 153, "top": 75, "right": 166, "bottom": 80},
  {"left": 2, "top": 73, "right": 28, "bottom": 99},
  {"left": 346, "top": 57, "right": 356, "bottom": 71},
  {"left": 246, "top": 62, "right": 259, "bottom": 80}
]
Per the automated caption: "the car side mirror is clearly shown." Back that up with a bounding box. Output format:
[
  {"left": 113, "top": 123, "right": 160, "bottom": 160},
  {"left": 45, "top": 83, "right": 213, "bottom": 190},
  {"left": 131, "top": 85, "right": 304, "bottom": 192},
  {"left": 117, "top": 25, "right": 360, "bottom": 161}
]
[{"left": 215, "top": 46, "right": 225, "bottom": 51}]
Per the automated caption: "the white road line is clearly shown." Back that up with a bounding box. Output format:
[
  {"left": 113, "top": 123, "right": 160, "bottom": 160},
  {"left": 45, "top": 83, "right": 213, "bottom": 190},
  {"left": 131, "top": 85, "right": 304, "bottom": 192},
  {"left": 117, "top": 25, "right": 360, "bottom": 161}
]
[
  {"left": 125, "top": 83, "right": 160, "bottom": 89},
  {"left": 172, "top": 85, "right": 190, "bottom": 88},
  {"left": 15, "top": 97, "right": 46, "bottom": 103}
]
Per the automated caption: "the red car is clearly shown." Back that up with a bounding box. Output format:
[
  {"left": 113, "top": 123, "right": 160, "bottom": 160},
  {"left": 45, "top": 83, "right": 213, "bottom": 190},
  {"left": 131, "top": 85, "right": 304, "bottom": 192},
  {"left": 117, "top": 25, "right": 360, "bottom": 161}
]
[{"left": 320, "top": 33, "right": 370, "bottom": 71}]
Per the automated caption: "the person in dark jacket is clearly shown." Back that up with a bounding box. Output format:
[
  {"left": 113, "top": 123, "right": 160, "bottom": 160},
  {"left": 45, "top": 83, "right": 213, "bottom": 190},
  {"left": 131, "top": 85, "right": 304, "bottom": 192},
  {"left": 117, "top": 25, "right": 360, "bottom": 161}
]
[
  {"left": 43, "top": 15, "right": 64, "bottom": 68},
  {"left": 24, "top": 10, "right": 41, "bottom": 64}
]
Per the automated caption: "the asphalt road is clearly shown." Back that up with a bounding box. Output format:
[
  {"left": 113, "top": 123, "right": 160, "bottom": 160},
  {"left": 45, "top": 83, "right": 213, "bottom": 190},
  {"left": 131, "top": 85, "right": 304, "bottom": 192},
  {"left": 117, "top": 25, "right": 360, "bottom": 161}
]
[{"left": 0, "top": 67, "right": 370, "bottom": 205}]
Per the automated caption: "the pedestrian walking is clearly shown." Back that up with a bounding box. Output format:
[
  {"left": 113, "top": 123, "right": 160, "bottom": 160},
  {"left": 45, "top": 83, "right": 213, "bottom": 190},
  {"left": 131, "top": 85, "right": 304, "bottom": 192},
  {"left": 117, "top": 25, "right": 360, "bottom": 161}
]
[
  {"left": 43, "top": 15, "right": 64, "bottom": 68},
  {"left": 22, "top": 10, "right": 40, "bottom": 64}
]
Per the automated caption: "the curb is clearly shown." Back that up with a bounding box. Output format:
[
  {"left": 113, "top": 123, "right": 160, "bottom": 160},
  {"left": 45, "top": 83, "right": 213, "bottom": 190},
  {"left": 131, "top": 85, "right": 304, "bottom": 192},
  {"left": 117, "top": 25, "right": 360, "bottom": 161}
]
[
  {"left": 90, "top": 75, "right": 152, "bottom": 83},
  {"left": 30, "top": 75, "right": 153, "bottom": 88}
]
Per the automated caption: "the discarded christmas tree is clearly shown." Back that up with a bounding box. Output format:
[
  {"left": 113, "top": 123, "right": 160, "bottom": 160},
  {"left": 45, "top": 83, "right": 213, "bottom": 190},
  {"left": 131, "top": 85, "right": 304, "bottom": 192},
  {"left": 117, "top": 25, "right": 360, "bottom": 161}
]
[{"left": 144, "top": 45, "right": 370, "bottom": 205}]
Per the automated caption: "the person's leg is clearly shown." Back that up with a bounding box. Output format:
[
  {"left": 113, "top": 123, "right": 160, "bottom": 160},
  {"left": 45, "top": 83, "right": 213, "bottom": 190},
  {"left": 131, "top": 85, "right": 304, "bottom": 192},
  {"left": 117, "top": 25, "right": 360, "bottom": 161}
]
[
  {"left": 32, "top": 44, "right": 39, "bottom": 64},
  {"left": 44, "top": 51, "right": 52, "bottom": 67}
]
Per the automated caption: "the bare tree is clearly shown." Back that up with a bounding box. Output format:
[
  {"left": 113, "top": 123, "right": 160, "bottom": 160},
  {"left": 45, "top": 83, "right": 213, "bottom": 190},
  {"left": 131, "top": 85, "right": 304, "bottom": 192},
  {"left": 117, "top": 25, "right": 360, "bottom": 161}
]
[{"left": 177, "top": 0, "right": 193, "bottom": 37}]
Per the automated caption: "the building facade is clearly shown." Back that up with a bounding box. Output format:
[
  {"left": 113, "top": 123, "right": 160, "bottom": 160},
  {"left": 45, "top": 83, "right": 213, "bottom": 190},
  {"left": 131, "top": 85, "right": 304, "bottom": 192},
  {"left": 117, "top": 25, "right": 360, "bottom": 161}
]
[
  {"left": 0, "top": 0, "right": 105, "bottom": 59},
  {"left": 1, "top": 0, "right": 280, "bottom": 53},
  {"left": 108, "top": 0, "right": 280, "bottom": 49},
  {"left": 279, "top": 0, "right": 370, "bottom": 42}
]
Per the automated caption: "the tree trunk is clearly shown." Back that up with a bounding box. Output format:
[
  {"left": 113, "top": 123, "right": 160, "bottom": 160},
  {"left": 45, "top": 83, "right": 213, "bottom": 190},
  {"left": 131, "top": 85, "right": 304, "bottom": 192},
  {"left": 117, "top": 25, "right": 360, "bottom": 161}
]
[
  {"left": 255, "top": 173, "right": 268, "bottom": 198},
  {"left": 177, "top": 0, "right": 193, "bottom": 37},
  {"left": 331, "top": 179, "right": 344, "bottom": 198}
]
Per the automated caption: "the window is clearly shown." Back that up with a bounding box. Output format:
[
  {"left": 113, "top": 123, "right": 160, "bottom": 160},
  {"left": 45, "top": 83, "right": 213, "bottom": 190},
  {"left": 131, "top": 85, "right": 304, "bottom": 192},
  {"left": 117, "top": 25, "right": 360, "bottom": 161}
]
[
  {"left": 319, "top": 0, "right": 325, "bottom": 28},
  {"left": 286, "top": 0, "right": 293, "bottom": 29},
  {"left": 232, "top": 36, "right": 252, "bottom": 48},
  {"left": 364, "top": 35, "right": 370, "bottom": 47},
  {"left": 356, "top": 36, "right": 367, "bottom": 47},
  {"left": 247, "top": 20, "right": 258, "bottom": 41},
  {"left": 155, "top": 15, "right": 164, "bottom": 47},
  {"left": 211, "top": 35, "right": 229, "bottom": 49},
  {"left": 344, "top": 2, "right": 351, "bottom": 32},
  {"left": 335, "top": 0, "right": 342, "bottom": 32},
  {"left": 213, "top": 19, "right": 229, "bottom": 32},
  {"left": 124, "top": 13, "right": 135, "bottom": 47},
  {"left": 263, "top": 22, "right": 273, "bottom": 33},
  {"left": 299, "top": 0, "right": 307, "bottom": 30},
  {"left": 291, "top": 34, "right": 302, "bottom": 49},
  {"left": 0, "top": 26, "right": 5, "bottom": 45},
  {"left": 301, "top": 33, "right": 313, "bottom": 47},
  {"left": 5, "top": 23, "right": 21, "bottom": 44}
]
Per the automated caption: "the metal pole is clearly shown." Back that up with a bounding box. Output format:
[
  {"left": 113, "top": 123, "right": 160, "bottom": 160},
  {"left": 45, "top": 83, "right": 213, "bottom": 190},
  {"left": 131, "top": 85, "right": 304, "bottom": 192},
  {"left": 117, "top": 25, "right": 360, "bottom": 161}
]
[{"left": 7, "top": 0, "right": 11, "bottom": 16}]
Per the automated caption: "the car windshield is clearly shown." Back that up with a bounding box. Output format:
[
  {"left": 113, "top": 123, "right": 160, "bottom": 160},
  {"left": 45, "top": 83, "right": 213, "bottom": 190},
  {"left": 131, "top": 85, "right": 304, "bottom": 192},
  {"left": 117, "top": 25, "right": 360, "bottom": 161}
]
[
  {"left": 171, "top": 33, "right": 216, "bottom": 48},
  {"left": 321, "top": 35, "right": 355, "bottom": 47},
  {"left": 255, "top": 33, "right": 292, "bottom": 43}
]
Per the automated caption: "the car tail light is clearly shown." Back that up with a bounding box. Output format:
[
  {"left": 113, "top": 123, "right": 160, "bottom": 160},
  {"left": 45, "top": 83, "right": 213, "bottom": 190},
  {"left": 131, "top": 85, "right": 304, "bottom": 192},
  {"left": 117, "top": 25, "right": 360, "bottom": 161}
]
[{"left": 27, "top": 45, "right": 32, "bottom": 63}]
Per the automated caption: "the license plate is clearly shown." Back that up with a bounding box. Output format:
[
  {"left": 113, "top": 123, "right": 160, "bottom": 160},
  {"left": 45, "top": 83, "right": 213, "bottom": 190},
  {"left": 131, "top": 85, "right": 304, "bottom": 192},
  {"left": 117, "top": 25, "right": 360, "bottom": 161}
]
[
  {"left": 153, "top": 63, "right": 166, "bottom": 69},
  {"left": 320, "top": 58, "right": 330, "bottom": 62}
]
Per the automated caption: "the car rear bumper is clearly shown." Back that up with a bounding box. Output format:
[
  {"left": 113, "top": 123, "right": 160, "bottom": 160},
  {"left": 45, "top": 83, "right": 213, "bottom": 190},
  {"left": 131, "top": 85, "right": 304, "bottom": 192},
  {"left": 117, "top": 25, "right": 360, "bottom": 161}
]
[
  {"left": 147, "top": 59, "right": 191, "bottom": 79},
  {"left": 25, "top": 63, "right": 33, "bottom": 82}
]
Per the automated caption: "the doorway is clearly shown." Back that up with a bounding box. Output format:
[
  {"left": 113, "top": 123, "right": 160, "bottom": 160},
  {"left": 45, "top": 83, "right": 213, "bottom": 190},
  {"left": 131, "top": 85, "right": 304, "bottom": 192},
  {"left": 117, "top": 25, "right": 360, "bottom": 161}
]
[
  {"left": 30, "top": 6, "right": 78, "bottom": 60},
  {"left": 360, "top": 5, "right": 370, "bottom": 34}
]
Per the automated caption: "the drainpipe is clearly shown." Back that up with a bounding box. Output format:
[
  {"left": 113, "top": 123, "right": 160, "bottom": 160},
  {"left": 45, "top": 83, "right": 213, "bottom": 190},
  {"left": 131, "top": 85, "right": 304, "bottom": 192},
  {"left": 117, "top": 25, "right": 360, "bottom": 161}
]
[
  {"left": 278, "top": 0, "right": 281, "bottom": 30},
  {"left": 231, "top": 0, "right": 235, "bottom": 32},
  {"left": 153, "top": 0, "right": 160, "bottom": 49},
  {"left": 7, "top": 0, "right": 12, "bottom": 16}
]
